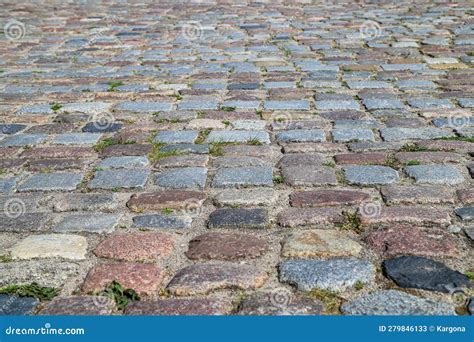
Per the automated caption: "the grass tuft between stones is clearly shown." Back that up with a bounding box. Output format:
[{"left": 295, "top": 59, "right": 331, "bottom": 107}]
[
  {"left": 148, "top": 143, "right": 180, "bottom": 162},
  {"left": 399, "top": 144, "right": 439, "bottom": 152},
  {"left": 307, "top": 289, "right": 342, "bottom": 314},
  {"left": 93, "top": 138, "right": 135, "bottom": 152},
  {"left": 50, "top": 103, "right": 62, "bottom": 112},
  {"left": 0, "top": 283, "right": 59, "bottom": 301},
  {"left": 95, "top": 280, "right": 139, "bottom": 311},
  {"left": 272, "top": 175, "right": 284, "bottom": 184},
  {"left": 436, "top": 136, "right": 474, "bottom": 143},
  {"left": 340, "top": 211, "right": 364, "bottom": 234}
]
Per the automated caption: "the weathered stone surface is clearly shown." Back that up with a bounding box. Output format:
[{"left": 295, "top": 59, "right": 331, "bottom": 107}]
[
  {"left": 282, "top": 230, "right": 363, "bottom": 258},
  {"left": 154, "top": 155, "right": 209, "bottom": 168},
  {"left": 2, "top": 1, "right": 474, "bottom": 313},
  {"left": 381, "top": 186, "right": 455, "bottom": 205},
  {"left": 0, "top": 213, "right": 50, "bottom": 232},
  {"left": 0, "top": 177, "right": 17, "bottom": 195},
  {"left": 282, "top": 166, "right": 337, "bottom": 186},
  {"left": 94, "top": 232, "right": 174, "bottom": 262},
  {"left": 98, "top": 156, "right": 149, "bottom": 169},
  {"left": 82, "top": 263, "right": 165, "bottom": 295},
  {"left": 238, "top": 292, "right": 324, "bottom": 315},
  {"left": 455, "top": 207, "right": 474, "bottom": 221},
  {"left": 383, "top": 256, "right": 471, "bottom": 292},
  {"left": 50, "top": 193, "right": 118, "bottom": 212},
  {"left": 125, "top": 298, "right": 233, "bottom": 315},
  {"left": 155, "top": 167, "right": 207, "bottom": 189},
  {"left": 132, "top": 214, "right": 191, "bottom": 229},
  {"left": 279, "top": 258, "right": 375, "bottom": 292},
  {"left": 38, "top": 296, "right": 115, "bottom": 315},
  {"left": 334, "top": 153, "right": 387, "bottom": 165},
  {"left": 365, "top": 226, "right": 458, "bottom": 258},
  {"left": 359, "top": 206, "right": 451, "bottom": 226},
  {"left": 18, "top": 172, "right": 84, "bottom": 191},
  {"left": 128, "top": 191, "right": 207, "bottom": 212},
  {"left": 53, "top": 213, "right": 121, "bottom": 233},
  {"left": 1, "top": 134, "right": 47, "bottom": 147},
  {"left": 153, "top": 130, "right": 198, "bottom": 144},
  {"left": 186, "top": 233, "right": 269, "bottom": 260},
  {"left": 167, "top": 264, "right": 268, "bottom": 296},
  {"left": 344, "top": 166, "right": 399, "bottom": 185},
  {"left": 82, "top": 122, "right": 123, "bottom": 133},
  {"left": 186, "top": 119, "right": 226, "bottom": 130},
  {"left": 213, "top": 156, "right": 268, "bottom": 168},
  {"left": 100, "top": 144, "right": 153, "bottom": 157},
  {"left": 160, "top": 144, "right": 209, "bottom": 154},
  {"left": 27, "top": 158, "right": 85, "bottom": 171},
  {"left": 11, "top": 234, "right": 87, "bottom": 260},
  {"left": 405, "top": 165, "right": 464, "bottom": 185},
  {"left": 53, "top": 133, "right": 101, "bottom": 145},
  {"left": 264, "top": 100, "right": 310, "bottom": 110},
  {"left": 341, "top": 290, "right": 455, "bottom": 315},
  {"left": 380, "top": 128, "right": 454, "bottom": 141},
  {"left": 115, "top": 101, "right": 172, "bottom": 112},
  {"left": 332, "top": 129, "right": 374, "bottom": 142},
  {"left": 277, "top": 153, "right": 324, "bottom": 167},
  {"left": 395, "top": 152, "right": 462, "bottom": 164},
  {"left": 208, "top": 208, "right": 268, "bottom": 229},
  {"left": 88, "top": 169, "right": 150, "bottom": 189},
  {"left": 457, "top": 188, "right": 474, "bottom": 204},
  {"left": 206, "top": 130, "right": 270, "bottom": 144},
  {"left": 0, "top": 261, "right": 81, "bottom": 288},
  {"left": 212, "top": 166, "right": 273, "bottom": 188},
  {"left": 213, "top": 188, "right": 277, "bottom": 207},
  {"left": 0, "top": 295, "right": 38, "bottom": 315},
  {"left": 290, "top": 190, "right": 370, "bottom": 207},
  {"left": 278, "top": 208, "right": 343, "bottom": 227},
  {"left": 276, "top": 130, "right": 325, "bottom": 143}
]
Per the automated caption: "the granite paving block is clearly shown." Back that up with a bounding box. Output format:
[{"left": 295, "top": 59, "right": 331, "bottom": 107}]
[
  {"left": 155, "top": 167, "right": 207, "bottom": 189},
  {"left": 212, "top": 166, "right": 273, "bottom": 188},
  {"left": 18, "top": 172, "right": 84, "bottom": 191},
  {"left": 88, "top": 169, "right": 150, "bottom": 189}
]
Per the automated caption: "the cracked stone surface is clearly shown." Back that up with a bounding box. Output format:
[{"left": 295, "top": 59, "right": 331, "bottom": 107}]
[{"left": 0, "top": 0, "right": 471, "bottom": 316}]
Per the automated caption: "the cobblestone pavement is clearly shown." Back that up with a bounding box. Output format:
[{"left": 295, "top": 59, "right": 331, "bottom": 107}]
[{"left": 0, "top": 1, "right": 473, "bottom": 316}]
